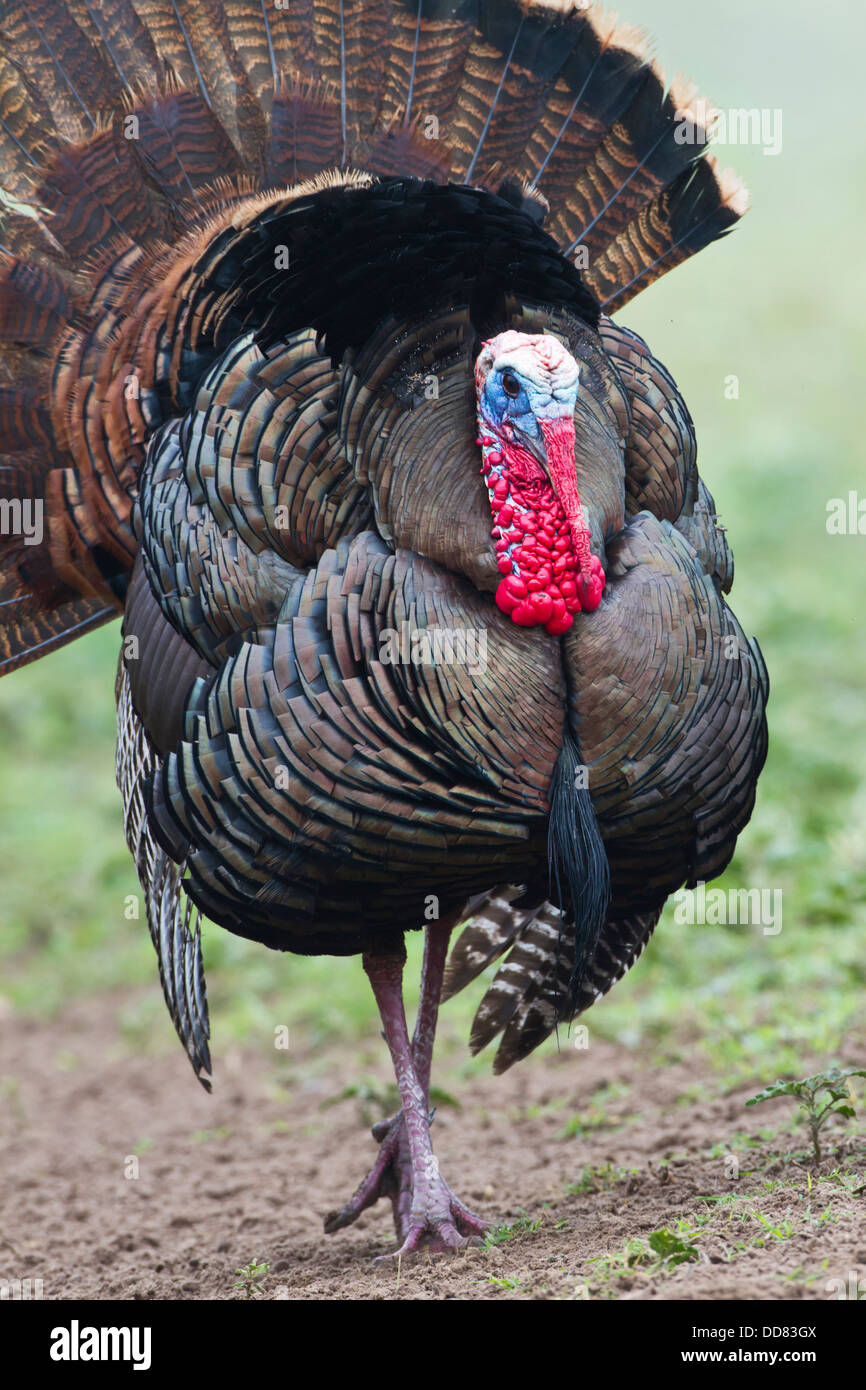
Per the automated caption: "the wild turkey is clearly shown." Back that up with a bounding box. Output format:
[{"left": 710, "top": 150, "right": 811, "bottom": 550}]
[{"left": 0, "top": 0, "right": 767, "bottom": 1255}]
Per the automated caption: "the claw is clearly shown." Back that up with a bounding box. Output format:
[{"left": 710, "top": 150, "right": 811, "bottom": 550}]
[
  {"left": 374, "top": 1219, "right": 468, "bottom": 1262},
  {"left": 324, "top": 1112, "right": 487, "bottom": 1249}
]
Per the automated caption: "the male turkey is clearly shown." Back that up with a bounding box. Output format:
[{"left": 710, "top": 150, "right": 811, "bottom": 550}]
[{"left": 0, "top": 0, "right": 767, "bottom": 1255}]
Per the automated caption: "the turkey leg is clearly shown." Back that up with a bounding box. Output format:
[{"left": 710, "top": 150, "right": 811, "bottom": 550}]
[
  {"left": 323, "top": 929, "right": 486, "bottom": 1254},
  {"left": 370, "top": 920, "right": 449, "bottom": 1141}
]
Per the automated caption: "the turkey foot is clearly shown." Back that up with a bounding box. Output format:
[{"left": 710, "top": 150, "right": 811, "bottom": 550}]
[
  {"left": 324, "top": 934, "right": 487, "bottom": 1256},
  {"left": 323, "top": 1112, "right": 408, "bottom": 1238},
  {"left": 324, "top": 1111, "right": 486, "bottom": 1250},
  {"left": 374, "top": 1143, "right": 487, "bottom": 1259}
]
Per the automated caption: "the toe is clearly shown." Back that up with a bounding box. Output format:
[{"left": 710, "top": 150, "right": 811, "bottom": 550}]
[{"left": 375, "top": 1218, "right": 468, "bottom": 1262}]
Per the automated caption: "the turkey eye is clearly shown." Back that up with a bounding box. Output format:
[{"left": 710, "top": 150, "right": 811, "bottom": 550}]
[{"left": 501, "top": 371, "right": 521, "bottom": 399}]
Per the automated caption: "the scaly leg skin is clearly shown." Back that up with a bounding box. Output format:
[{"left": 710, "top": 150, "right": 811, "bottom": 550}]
[{"left": 323, "top": 929, "right": 486, "bottom": 1255}]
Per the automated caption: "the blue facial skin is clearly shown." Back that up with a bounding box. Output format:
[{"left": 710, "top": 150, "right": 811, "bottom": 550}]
[
  {"left": 481, "top": 369, "right": 542, "bottom": 445},
  {"left": 481, "top": 365, "right": 578, "bottom": 448}
]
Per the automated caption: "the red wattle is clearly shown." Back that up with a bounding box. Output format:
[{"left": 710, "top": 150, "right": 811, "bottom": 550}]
[
  {"left": 578, "top": 554, "right": 605, "bottom": 611},
  {"left": 529, "top": 593, "right": 553, "bottom": 623},
  {"left": 484, "top": 417, "right": 605, "bottom": 637},
  {"left": 495, "top": 583, "right": 517, "bottom": 615},
  {"left": 545, "top": 611, "right": 573, "bottom": 636},
  {"left": 511, "top": 601, "right": 537, "bottom": 626}
]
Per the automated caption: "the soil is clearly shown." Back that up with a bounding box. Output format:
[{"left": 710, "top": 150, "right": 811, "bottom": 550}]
[{"left": 1, "top": 995, "right": 864, "bottom": 1302}]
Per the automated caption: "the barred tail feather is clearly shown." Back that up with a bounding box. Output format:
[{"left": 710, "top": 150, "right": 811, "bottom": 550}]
[
  {"left": 116, "top": 657, "right": 212, "bottom": 1087},
  {"left": 446, "top": 894, "right": 661, "bottom": 1074},
  {"left": 588, "top": 157, "right": 750, "bottom": 312}
]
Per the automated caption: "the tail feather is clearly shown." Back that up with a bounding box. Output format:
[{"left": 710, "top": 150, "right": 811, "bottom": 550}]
[
  {"left": 0, "top": 256, "right": 73, "bottom": 346},
  {"left": 0, "top": 51, "right": 56, "bottom": 191},
  {"left": 342, "top": 0, "right": 405, "bottom": 150},
  {"left": 2, "top": 2, "right": 116, "bottom": 138},
  {"left": 378, "top": 0, "right": 477, "bottom": 134},
  {"left": 38, "top": 135, "right": 161, "bottom": 255},
  {"left": 362, "top": 118, "right": 453, "bottom": 180},
  {"left": 67, "top": 0, "right": 163, "bottom": 94},
  {"left": 161, "top": 0, "right": 266, "bottom": 164},
  {"left": 520, "top": 13, "right": 648, "bottom": 199},
  {"left": 0, "top": 385, "right": 54, "bottom": 453},
  {"left": 0, "top": 450, "right": 118, "bottom": 675},
  {"left": 267, "top": 81, "right": 344, "bottom": 185},
  {"left": 132, "top": 90, "right": 245, "bottom": 212},
  {"left": 1, "top": 1, "right": 747, "bottom": 281},
  {"left": 450, "top": 1, "right": 582, "bottom": 184},
  {"left": 588, "top": 155, "right": 749, "bottom": 312},
  {"left": 130, "top": 1, "right": 266, "bottom": 161},
  {"left": 221, "top": 0, "right": 282, "bottom": 109},
  {"left": 552, "top": 69, "right": 704, "bottom": 257},
  {"left": 125, "top": 0, "right": 207, "bottom": 94},
  {"left": 281, "top": 0, "right": 319, "bottom": 79},
  {"left": 0, "top": 593, "right": 116, "bottom": 676},
  {"left": 441, "top": 3, "right": 530, "bottom": 182}
]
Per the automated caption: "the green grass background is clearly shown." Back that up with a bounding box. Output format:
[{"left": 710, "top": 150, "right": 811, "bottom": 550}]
[{"left": 0, "top": 0, "right": 864, "bottom": 1095}]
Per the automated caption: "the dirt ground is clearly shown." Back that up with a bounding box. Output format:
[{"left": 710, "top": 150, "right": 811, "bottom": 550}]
[{"left": 1, "top": 995, "right": 863, "bottom": 1302}]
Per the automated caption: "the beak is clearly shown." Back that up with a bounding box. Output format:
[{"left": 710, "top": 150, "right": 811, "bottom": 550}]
[
  {"left": 538, "top": 415, "right": 604, "bottom": 613},
  {"left": 510, "top": 423, "right": 549, "bottom": 473}
]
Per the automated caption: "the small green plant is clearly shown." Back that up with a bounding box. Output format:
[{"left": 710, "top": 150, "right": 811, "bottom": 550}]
[
  {"left": 587, "top": 1226, "right": 700, "bottom": 1291},
  {"left": 749, "top": 1209, "right": 794, "bottom": 1244},
  {"left": 746, "top": 1067, "right": 866, "bottom": 1165},
  {"left": 191, "top": 1125, "right": 232, "bottom": 1143},
  {"left": 234, "top": 1258, "right": 269, "bottom": 1300},
  {"left": 483, "top": 1209, "right": 544, "bottom": 1247},
  {"left": 646, "top": 1228, "right": 700, "bottom": 1267},
  {"left": 564, "top": 1163, "right": 630, "bottom": 1196}
]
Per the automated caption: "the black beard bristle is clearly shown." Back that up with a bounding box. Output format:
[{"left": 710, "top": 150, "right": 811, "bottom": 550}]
[{"left": 547, "top": 724, "right": 611, "bottom": 1013}]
